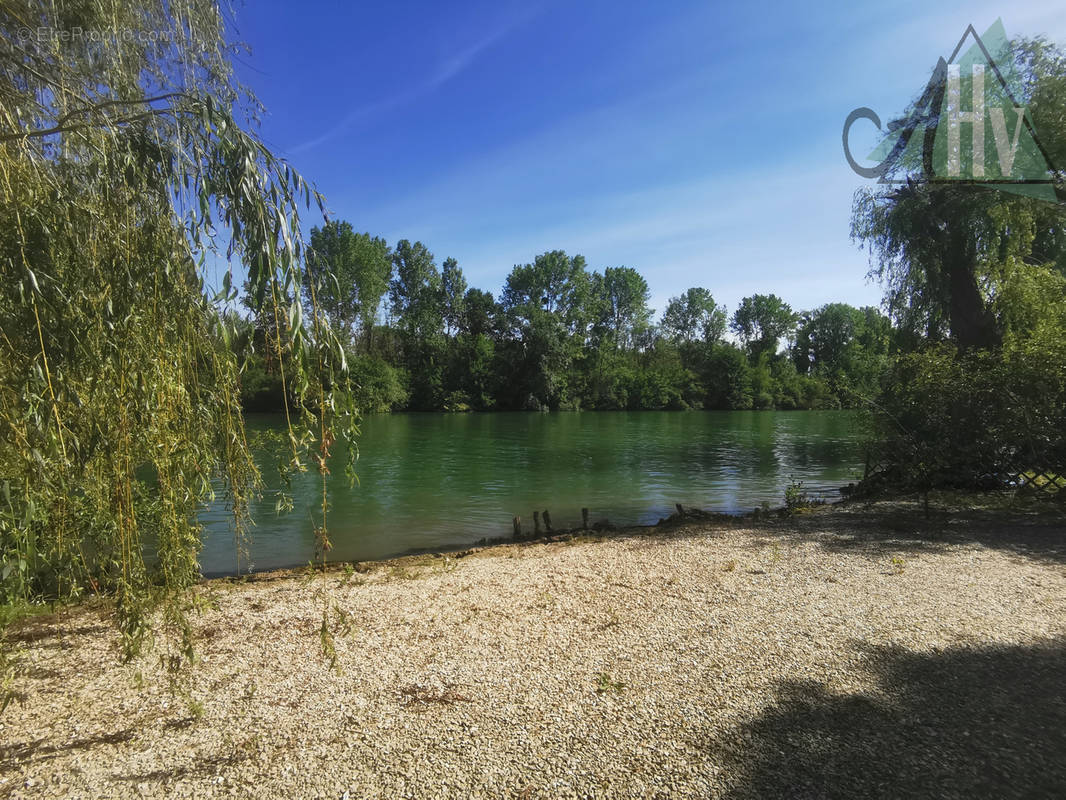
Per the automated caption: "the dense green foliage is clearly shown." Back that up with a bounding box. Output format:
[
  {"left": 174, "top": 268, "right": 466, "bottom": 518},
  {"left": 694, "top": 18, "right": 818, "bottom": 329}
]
[
  {"left": 241, "top": 234, "right": 894, "bottom": 414},
  {"left": 0, "top": 0, "right": 353, "bottom": 662},
  {"left": 303, "top": 221, "right": 391, "bottom": 348},
  {"left": 856, "top": 37, "right": 1066, "bottom": 491}
]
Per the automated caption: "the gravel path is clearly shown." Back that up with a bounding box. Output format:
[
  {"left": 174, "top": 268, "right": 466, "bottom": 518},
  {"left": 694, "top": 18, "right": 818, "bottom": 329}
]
[{"left": 2, "top": 499, "right": 1064, "bottom": 799}]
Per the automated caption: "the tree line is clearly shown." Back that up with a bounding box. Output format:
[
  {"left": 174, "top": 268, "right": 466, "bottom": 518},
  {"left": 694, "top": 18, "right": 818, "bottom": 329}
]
[{"left": 240, "top": 221, "right": 894, "bottom": 414}]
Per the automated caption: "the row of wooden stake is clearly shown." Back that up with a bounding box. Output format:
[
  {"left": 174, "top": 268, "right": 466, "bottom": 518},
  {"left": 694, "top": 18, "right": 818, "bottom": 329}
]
[{"left": 512, "top": 507, "right": 591, "bottom": 539}]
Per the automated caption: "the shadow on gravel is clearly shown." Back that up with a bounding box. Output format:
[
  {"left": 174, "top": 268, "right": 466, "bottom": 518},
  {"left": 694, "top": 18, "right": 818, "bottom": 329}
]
[
  {"left": 0, "top": 729, "right": 136, "bottom": 773},
  {"left": 112, "top": 750, "right": 249, "bottom": 785},
  {"left": 707, "top": 637, "right": 1066, "bottom": 799},
  {"left": 772, "top": 500, "right": 1066, "bottom": 566},
  {"left": 6, "top": 622, "right": 112, "bottom": 648}
]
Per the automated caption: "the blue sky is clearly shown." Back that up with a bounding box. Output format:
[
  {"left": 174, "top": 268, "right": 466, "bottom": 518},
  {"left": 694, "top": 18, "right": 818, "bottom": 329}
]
[{"left": 228, "top": 0, "right": 1066, "bottom": 320}]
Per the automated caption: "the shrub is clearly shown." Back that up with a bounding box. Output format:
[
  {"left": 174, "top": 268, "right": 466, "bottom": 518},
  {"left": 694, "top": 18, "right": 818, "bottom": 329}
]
[
  {"left": 867, "top": 340, "right": 1066, "bottom": 491},
  {"left": 348, "top": 355, "right": 409, "bottom": 413}
]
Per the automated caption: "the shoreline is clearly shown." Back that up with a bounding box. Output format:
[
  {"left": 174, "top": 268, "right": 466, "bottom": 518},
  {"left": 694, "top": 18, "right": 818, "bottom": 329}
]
[
  {"left": 3, "top": 496, "right": 1064, "bottom": 799},
  {"left": 202, "top": 492, "right": 854, "bottom": 581},
  {"left": 205, "top": 501, "right": 756, "bottom": 582}
]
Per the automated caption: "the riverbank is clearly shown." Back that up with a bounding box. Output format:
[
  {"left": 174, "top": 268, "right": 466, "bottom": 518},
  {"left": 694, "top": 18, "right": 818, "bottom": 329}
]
[{"left": 2, "top": 496, "right": 1065, "bottom": 798}]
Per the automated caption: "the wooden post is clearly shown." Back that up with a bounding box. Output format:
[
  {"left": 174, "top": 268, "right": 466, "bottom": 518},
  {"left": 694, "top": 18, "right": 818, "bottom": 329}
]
[
  {"left": 533, "top": 511, "right": 542, "bottom": 535},
  {"left": 543, "top": 510, "right": 553, "bottom": 532},
  {"left": 512, "top": 516, "right": 522, "bottom": 540},
  {"left": 581, "top": 507, "right": 589, "bottom": 530},
  {"left": 675, "top": 503, "right": 685, "bottom": 517}
]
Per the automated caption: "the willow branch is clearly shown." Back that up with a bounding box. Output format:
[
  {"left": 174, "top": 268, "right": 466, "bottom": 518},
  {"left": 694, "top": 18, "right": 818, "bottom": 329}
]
[{"left": 0, "top": 92, "right": 196, "bottom": 142}]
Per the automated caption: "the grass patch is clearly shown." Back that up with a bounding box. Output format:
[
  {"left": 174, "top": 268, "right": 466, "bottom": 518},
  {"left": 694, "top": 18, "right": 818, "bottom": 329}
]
[
  {"left": 784, "top": 480, "right": 826, "bottom": 515},
  {"left": 596, "top": 671, "right": 626, "bottom": 694}
]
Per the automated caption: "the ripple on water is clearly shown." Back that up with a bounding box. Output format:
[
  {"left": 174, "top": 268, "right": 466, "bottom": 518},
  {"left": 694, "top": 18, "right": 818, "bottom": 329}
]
[{"left": 198, "top": 410, "right": 863, "bottom": 573}]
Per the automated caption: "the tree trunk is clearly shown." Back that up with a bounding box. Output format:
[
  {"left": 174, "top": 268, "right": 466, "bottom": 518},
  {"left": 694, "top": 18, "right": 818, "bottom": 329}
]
[{"left": 944, "top": 229, "right": 1000, "bottom": 351}]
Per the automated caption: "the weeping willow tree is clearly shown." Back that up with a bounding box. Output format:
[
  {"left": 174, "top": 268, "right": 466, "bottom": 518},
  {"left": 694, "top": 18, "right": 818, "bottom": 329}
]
[
  {"left": 851, "top": 36, "right": 1066, "bottom": 350},
  {"left": 0, "top": 0, "right": 355, "bottom": 664},
  {"left": 851, "top": 34, "right": 1066, "bottom": 491}
]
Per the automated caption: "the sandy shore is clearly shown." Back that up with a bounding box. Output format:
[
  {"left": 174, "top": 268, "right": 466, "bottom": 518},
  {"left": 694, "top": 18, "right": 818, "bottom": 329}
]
[{"left": 1, "top": 498, "right": 1064, "bottom": 799}]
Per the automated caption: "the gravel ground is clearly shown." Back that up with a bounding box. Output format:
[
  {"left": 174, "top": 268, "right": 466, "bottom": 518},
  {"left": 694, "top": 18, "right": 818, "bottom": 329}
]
[{"left": 1, "top": 498, "right": 1064, "bottom": 799}]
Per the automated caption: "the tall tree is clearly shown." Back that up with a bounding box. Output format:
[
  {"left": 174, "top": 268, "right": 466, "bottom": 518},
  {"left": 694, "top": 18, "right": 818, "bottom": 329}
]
[
  {"left": 661, "top": 288, "right": 727, "bottom": 344},
  {"left": 305, "top": 221, "right": 392, "bottom": 346},
  {"left": 792, "top": 303, "right": 864, "bottom": 376},
  {"left": 389, "top": 240, "right": 444, "bottom": 408},
  {"left": 459, "top": 289, "right": 501, "bottom": 338},
  {"left": 593, "top": 267, "right": 653, "bottom": 350},
  {"left": 852, "top": 37, "right": 1066, "bottom": 350},
  {"left": 853, "top": 186, "right": 1008, "bottom": 349},
  {"left": 440, "top": 257, "right": 468, "bottom": 336},
  {"left": 730, "top": 294, "right": 798, "bottom": 358},
  {"left": 389, "top": 240, "right": 443, "bottom": 338},
  {"left": 500, "top": 251, "right": 590, "bottom": 409},
  {"left": 502, "top": 250, "right": 590, "bottom": 334}
]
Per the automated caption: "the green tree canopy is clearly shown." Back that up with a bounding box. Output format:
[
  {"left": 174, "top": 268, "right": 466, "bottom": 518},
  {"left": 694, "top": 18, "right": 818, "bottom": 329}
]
[
  {"left": 661, "top": 288, "right": 727, "bottom": 344},
  {"left": 441, "top": 257, "right": 468, "bottom": 336},
  {"left": 390, "top": 240, "right": 443, "bottom": 339},
  {"left": 304, "top": 221, "right": 392, "bottom": 344},
  {"left": 791, "top": 303, "right": 892, "bottom": 399},
  {"left": 591, "top": 266, "right": 653, "bottom": 350},
  {"left": 730, "top": 294, "right": 798, "bottom": 358},
  {"left": 852, "top": 37, "right": 1066, "bottom": 350},
  {"left": 459, "top": 288, "right": 501, "bottom": 338},
  {"left": 502, "top": 250, "right": 590, "bottom": 336},
  {"left": 500, "top": 251, "right": 591, "bottom": 409},
  {"left": 793, "top": 303, "right": 864, "bottom": 376}
]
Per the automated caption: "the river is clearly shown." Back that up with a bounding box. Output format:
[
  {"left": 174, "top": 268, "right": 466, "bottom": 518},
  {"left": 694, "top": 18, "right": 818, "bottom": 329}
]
[{"left": 199, "top": 410, "right": 864, "bottom": 574}]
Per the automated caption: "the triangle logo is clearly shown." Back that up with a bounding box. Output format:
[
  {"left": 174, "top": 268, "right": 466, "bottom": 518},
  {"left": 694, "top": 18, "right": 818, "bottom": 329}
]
[{"left": 844, "top": 19, "right": 1061, "bottom": 204}]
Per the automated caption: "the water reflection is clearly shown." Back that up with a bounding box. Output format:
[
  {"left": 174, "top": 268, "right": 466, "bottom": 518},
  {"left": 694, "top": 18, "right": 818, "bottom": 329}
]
[{"left": 199, "top": 410, "right": 864, "bottom": 575}]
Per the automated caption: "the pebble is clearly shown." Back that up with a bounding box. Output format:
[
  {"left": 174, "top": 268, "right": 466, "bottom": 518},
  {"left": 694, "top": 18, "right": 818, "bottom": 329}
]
[{"left": 2, "top": 501, "right": 1064, "bottom": 798}]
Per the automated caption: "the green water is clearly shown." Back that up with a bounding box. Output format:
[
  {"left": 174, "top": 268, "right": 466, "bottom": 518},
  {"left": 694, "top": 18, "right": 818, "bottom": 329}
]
[{"left": 199, "top": 410, "right": 864, "bottom": 575}]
